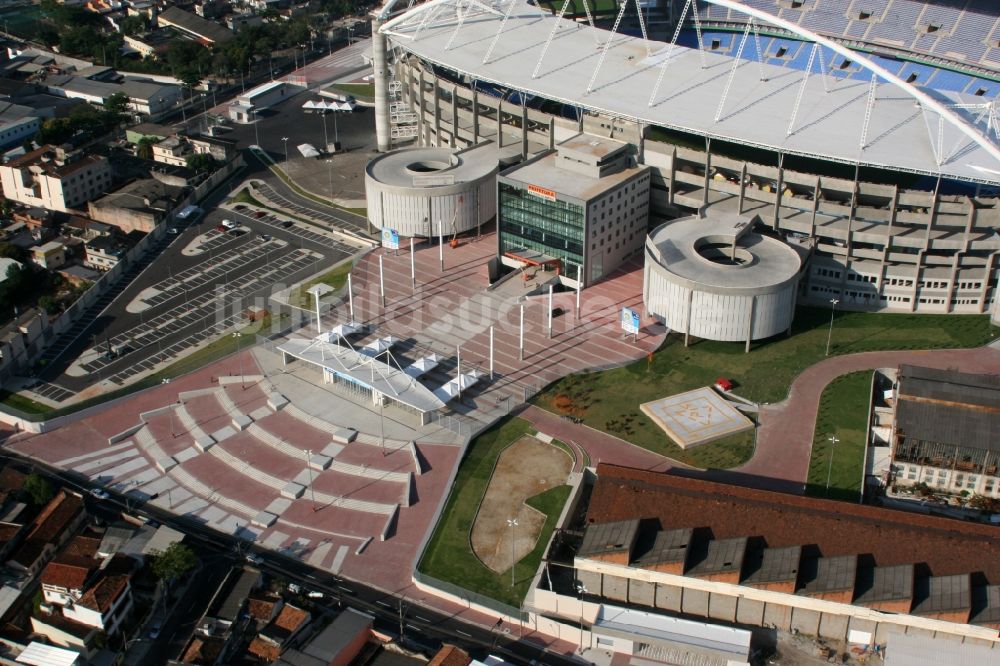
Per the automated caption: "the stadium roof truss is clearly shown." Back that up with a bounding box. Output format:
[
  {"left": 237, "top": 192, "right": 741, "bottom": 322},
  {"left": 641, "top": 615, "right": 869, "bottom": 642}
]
[{"left": 380, "top": 0, "right": 1000, "bottom": 184}]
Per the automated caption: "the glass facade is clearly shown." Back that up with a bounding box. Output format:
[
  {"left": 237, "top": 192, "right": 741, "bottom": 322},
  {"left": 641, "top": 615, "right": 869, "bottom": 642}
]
[{"left": 498, "top": 182, "right": 584, "bottom": 281}]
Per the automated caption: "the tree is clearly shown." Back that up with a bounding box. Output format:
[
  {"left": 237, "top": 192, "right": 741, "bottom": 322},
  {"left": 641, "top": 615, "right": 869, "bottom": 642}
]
[
  {"left": 38, "top": 295, "right": 57, "bottom": 314},
  {"left": 119, "top": 15, "right": 147, "bottom": 37},
  {"left": 104, "top": 92, "right": 131, "bottom": 123},
  {"left": 136, "top": 136, "right": 157, "bottom": 161},
  {"left": 152, "top": 542, "right": 197, "bottom": 582},
  {"left": 186, "top": 153, "right": 220, "bottom": 174},
  {"left": 23, "top": 473, "right": 53, "bottom": 506}
]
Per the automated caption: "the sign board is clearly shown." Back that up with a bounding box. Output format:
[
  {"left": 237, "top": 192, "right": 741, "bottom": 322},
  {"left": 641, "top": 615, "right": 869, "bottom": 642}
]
[
  {"left": 527, "top": 184, "right": 557, "bottom": 201},
  {"left": 412, "top": 174, "right": 455, "bottom": 187},
  {"left": 382, "top": 228, "right": 400, "bottom": 250},
  {"left": 621, "top": 307, "right": 640, "bottom": 335}
]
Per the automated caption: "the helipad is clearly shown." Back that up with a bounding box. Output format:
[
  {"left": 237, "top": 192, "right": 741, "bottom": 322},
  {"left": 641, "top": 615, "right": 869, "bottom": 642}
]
[{"left": 640, "top": 387, "right": 753, "bottom": 449}]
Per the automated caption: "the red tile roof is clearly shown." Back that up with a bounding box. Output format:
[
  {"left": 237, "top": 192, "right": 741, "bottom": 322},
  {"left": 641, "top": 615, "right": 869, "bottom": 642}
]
[
  {"left": 27, "top": 490, "right": 83, "bottom": 544},
  {"left": 588, "top": 464, "right": 1000, "bottom": 582},
  {"left": 247, "top": 594, "right": 280, "bottom": 621},
  {"left": 429, "top": 644, "right": 472, "bottom": 666},
  {"left": 40, "top": 561, "right": 91, "bottom": 590},
  {"left": 247, "top": 636, "right": 281, "bottom": 662},
  {"left": 61, "top": 535, "right": 100, "bottom": 560},
  {"left": 77, "top": 574, "right": 129, "bottom": 613},
  {"left": 181, "top": 636, "right": 225, "bottom": 664}
]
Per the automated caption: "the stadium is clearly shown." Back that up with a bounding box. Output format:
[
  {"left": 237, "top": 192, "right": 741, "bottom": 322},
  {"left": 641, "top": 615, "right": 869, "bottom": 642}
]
[{"left": 369, "top": 0, "right": 1000, "bottom": 321}]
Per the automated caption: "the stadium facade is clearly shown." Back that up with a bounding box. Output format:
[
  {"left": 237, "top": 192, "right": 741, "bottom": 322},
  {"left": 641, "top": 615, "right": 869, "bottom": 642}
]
[{"left": 371, "top": 0, "right": 1000, "bottom": 323}]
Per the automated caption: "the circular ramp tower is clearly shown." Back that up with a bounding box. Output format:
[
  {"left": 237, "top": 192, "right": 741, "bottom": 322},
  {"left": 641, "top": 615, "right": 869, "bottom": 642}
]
[
  {"left": 365, "top": 144, "right": 498, "bottom": 238},
  {"left": 643, "top": 212, "right": 805, "bottom": 350}
]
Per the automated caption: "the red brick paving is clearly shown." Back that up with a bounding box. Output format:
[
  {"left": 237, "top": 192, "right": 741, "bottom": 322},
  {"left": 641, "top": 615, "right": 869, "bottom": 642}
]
[
  {"left": 179, "top": 453, "right": 277, "bottom": 512},
  {"left": 311, "top": 469, "right": 405, "bottom": 504},
  {"left": 253, "top": 411, "right": 331, "bottom": 451}
]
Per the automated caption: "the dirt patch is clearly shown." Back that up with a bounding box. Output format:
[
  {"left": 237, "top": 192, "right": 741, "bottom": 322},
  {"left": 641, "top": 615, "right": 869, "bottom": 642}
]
[{"left": 471, "top": 435, "right": 572, "bottom": 574}]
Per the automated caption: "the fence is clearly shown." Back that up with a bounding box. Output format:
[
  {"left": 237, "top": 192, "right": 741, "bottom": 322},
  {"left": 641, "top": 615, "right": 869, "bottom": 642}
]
[{"left": 412, "top": 570, "right": 527, "bottom": 621}]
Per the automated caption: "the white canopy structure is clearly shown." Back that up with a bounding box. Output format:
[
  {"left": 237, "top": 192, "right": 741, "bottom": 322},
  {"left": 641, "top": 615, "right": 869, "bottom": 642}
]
[
  {"left": 433, "top": 369, "right": 485, "bottom": 402},
  {"left": 379, "top": 0, "right": 1000, "bottom": 184},
  {"left": 303, "top": 98, "right": 356, "bottom": 112},
  {"left": 404, "top": 353, "right": 441, "bottom": 378}
]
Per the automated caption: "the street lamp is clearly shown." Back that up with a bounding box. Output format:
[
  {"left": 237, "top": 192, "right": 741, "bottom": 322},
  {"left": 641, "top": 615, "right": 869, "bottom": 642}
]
[
  {"left": 825, "top": 435, "right": 840, "bottom": 497},
  {"left": 321, "top": 112, "right": 328, "bottom": 151},
  {"left": 825, "top": 298, "right": 839, "bottom": 356},
  {"left": 303, "top": 449, "right": 317, "bottom": 507},
  {"left": 506, "top": 518, "right": 518, "bottom": 588},
  {"left": 281, "top": 136, "right": 289, "bottom": 167},
  {"left": 232, "top": 332, "right": 245, "bottom": 389}
]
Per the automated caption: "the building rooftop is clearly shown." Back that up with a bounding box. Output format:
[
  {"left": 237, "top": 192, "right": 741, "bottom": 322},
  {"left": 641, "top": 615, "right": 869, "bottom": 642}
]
[
  {"left": 854, "top": 563, "right": 914, "bottom": 607},
  {"left": 578, "top": 519, "right": 640, "bottom": 560},
  {"left": 499, "top": 148, "right": 645, "bottom": 202},
  {"left": 205, "top": 567, "right": 258, "bottom": 624},
  {"left": 896, "top": 365, "right": 1000, "bottom": 451},
  {"left": 5, "top": 145, "right": 105, "bottom": 180},
  {"left": 40, "top": 561, "right": 91, "bottom": 590},
  {"left": 686, "top": 537, "right": 747, "bottom": 579},
  {"left": 912, "top": 574, "right": 971, "bottom": 618},
  {"left": 429, "top": 645, "right": 472, "bottom": 666},
  {"left": 89, "top": 178, "right": 186, "bottom": 215},
  {"left": 632, "top": 528, "right": 693, "bottom": 569},
  {"left": 741, "top": 545, "right": 802, "bottom": 588},
  {"left": 77, "top": 573, "right": 128, "bottom": 613},
  {"left": 280, "top": 608, "right": 373, "bottom": 665},
  {"left": 158, "top": 6, "right": 233, "bottom": 44},
  {"left": 586, "top": 464, "right": 1000, "bottom": 582},
  {"left": 382, "top": 1, "right": 1000, "bottom": 185}
]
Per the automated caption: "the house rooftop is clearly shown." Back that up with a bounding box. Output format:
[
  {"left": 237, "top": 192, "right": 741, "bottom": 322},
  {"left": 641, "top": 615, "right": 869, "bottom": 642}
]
[
  {"left": 40, "top": 561, "right": 91, "bottom": 590},
  {"left": 77, "top": 573, "right": 129, "bottom": 613},
  {"left": 912, "top": 574, "right": 971, "bottom": 618},
  {"left": 742, "top": 545, "right": 802, "bottom": 587},
  {"left": 686, "top": 537, "right": 747, "bottom": 579},
  {"left": 854, "top": 563, "right": 914, "bottom": 607},
  {"left": 896, "top": 365, "right": 1000, "bottom": 452}
]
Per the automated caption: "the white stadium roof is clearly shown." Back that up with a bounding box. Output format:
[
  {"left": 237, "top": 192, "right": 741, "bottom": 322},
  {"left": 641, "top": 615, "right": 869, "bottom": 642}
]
[{"left": 381, "top": 0, "right": 1000, "bottom": 184}]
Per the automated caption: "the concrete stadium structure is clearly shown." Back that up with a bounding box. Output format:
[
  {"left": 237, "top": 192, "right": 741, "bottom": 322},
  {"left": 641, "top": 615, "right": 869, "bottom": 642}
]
[
  {"left": 365, "top": 144, "right": 498, "bottom": 237},
  {"left": 643, "top": 212, "right": 804, "bottom": 348},
  {"left": 370, "top": 0, "right": 1000, "bottom": 324}
]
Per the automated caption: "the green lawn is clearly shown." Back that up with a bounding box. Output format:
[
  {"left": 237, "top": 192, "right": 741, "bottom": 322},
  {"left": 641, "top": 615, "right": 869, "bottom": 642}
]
[
  {"left": 324, "top": 82, "right": 375, "bottom": 101},
  {"left": 230, "top": 189, "right": 265, "bottom": 207},
  {"left": 287, "top": 262, "right": 354, "bottom": 309},
  {"left": 805, "top": 371, "right": 872, "bottom": 501},
  {"left": 534, "top": 307, "right": 993, "bottom": 468},
  {"left": 418, "top": 416, "right": 572, "bottom": 607},
  {"left": 538, "top": 0, "right": 618, "bottom": 16}
]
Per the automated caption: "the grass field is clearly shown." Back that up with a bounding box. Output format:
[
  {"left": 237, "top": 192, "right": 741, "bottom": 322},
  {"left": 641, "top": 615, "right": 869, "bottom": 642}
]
[
  {"left": 537, "top": 0, "right": 618, "bottom": 15},
  {"left": 418, "top": 416, "right": 571, "bottom": 606},
  {"left": 805, "top": 371, "right": 872, "bottom": 501},
  {"left": 534, "top": 306, "right": 993, "bottom": 468},
  {"left": 324, "top": 83, "right": 375, "bottom": 101}
]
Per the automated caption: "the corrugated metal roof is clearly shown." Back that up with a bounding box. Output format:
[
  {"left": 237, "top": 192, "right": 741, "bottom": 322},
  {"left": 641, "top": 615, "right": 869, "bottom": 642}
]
[
  {"left": 886, "top": 631, "right": 1000, "bottom": 666},
  {"left": 16, "top": 642, "right": 80, "bottom": 666}
]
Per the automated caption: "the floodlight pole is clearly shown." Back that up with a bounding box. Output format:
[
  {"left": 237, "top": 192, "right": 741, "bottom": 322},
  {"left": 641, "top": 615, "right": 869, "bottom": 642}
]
[
  {"left": 576, "top": 278, "right": 581, "bottom": 321},
  {"left": 457, "top": 345, "right": 462, "bottom": 401},
  {"left": 379, "top": 254, "right": 385, "bottom": 309},
  {"left": 438, "top": 219, "right": 444, "bottom": 273},
  {"left": 825, "top": 298, "right": 839, "bottom": 356},
  {"left": 489, "top": 325, "right": 494, "bottom": 380},
  {"left": 519, "top": 304, "right": 524, "bottom": 361},
  {"left": 825, "top": 436, "right": 840, "bottom": 497},
  {"left": 312, "top": 290, "right": 322, "bottom": 334},
  {"left": 547, "top": 284, "right": 553, "bottom": 338},
  {"left": 507, "top": 517, "right": 518, "bottom": 588},
  {"left": 347, "top": 273, "right": 354, "bottom": 319},
  {"left": 410, "top": 236, "right": 416, "bottom": 292},
  {"left": 303, "top": 449, "right": 316, "bottom": 505}
]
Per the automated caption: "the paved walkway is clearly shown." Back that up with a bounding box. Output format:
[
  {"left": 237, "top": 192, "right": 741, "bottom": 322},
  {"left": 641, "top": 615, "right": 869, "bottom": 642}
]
[{"left": 703, "top": 344, "right": 1000, "bottom": 493}]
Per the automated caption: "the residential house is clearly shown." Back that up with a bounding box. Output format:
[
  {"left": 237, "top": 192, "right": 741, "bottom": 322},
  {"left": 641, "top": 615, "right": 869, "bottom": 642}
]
[
  {"left": 0, "top": 145, "right": 112, "bottom": 212},
  {"left": 247, "top": 604, "right": 310, "bottom": 661},
  {"left": 429, "top": 645, "right": 473, "bottom": 666},
  {"left": 63, "top": 573, "right": 134, "bottom": 635},
  {"left": 12, "top": 207, "right": 57, "bottom": 242},
  {"left": 87, "top": 178, "right": 187, "bottom": 233},
  {"left": 123, "top": 30, "right": 175, "bottom": 59},
  {"left": 40, "top": 560, "right": 94, "bottom": 607},
  {"left": 275, "top": 608, "right": 374, "bottom": 666},
  {"left": 32, "top": 240, "right": 67, "bottom": 270},
  {"left": 5, "top": 490, "right": 85, "bottom": 577},
  {"left": 29, "top": 611, "right": 99, "bottom": 659},
  {"left": 43, "top": 75, "right": 181, "bottom": 121},
  {"left": 83, "top": 230, "right": 139, "bottom": 271}
]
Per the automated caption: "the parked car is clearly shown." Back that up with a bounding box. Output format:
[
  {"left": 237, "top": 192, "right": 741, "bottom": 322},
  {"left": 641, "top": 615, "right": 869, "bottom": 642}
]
[
  {"left": 245, "top": 553, "right": 263, "bottom": 564},
  {"left": 89, "top": 488, "right": 110, "bottom": 500},
  {"left": 222, "top": 219, "right": 237, "bottom": 230},
  {"left": 229, "top": 229, "right": 246, "bottom": 237},
  {"left": 167, "top": 227, "right": 179, "bottom": 235},
  {"left": 281, "top": 220, "right": 294, "bottom": 229},
  {"left": 148, "top": 622, "right": 161, "bottom": 639},
  {"left": 216, "top": 224, "right": 227, "bottom": 232},
  {"left": 254, "top": 211, "right": 266, "bottom": 218},
  {"left": 260, "top": 233, "right": 272, "bottom": 241}
]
